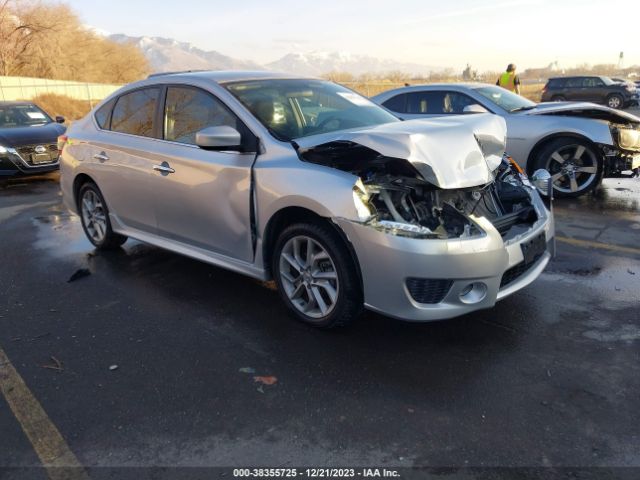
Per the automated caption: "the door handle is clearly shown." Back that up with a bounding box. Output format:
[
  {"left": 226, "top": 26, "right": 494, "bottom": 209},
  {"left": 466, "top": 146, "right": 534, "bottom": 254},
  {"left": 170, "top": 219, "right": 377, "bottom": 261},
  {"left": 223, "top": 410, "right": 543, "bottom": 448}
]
[
  {"left": 153, "top": 164, "right": 175, "bottom": 174},
  {"left": 93, "top": 152, "right": 109, "bottom": 162}
]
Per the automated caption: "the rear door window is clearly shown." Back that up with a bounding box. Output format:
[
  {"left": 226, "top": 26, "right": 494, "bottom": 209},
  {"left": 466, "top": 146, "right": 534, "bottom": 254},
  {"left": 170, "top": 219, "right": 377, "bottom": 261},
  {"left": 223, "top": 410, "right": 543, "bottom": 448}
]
[
  {"left": 406, "top": 91, "right": 447, "bottom": 114},
  {"left": 111, "top": 88, "right": 160, "bottom": 137},
  {"left": 564, "top": 78, "right": 583, "bottom": 88}
]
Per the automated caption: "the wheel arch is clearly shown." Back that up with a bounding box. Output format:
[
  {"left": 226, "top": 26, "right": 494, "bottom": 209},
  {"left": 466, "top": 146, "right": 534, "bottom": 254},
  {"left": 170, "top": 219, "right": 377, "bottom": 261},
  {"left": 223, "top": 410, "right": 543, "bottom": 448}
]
[
  {"left": 526, "top": 132, "right": 604, "bottom": 175},
  {"left": 261, "top": 206, "right": 364, "bottom": 291},
  {"left": 72, "top": 173, "right": 98, "bottom": 209}
]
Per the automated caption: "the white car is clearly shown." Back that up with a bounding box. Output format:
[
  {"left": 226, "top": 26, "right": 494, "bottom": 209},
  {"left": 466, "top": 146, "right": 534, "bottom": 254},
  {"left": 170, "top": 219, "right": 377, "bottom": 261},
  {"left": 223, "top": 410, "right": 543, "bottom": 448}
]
[{"left": 372, "top": 84, "right": 640, "bottom": 197}]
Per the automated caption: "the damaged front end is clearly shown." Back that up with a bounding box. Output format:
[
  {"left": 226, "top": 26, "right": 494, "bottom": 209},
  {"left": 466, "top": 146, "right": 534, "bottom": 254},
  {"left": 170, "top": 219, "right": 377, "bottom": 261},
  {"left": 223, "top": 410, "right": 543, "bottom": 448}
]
[{"left": 297, "top": 134, "right": 547, "bottom": 243}]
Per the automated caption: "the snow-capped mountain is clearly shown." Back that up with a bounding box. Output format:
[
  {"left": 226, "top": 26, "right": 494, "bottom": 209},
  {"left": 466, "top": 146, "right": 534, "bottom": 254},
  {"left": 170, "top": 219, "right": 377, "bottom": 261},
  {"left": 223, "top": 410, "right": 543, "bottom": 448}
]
[
  {"left": 266, "top": 51, "right": 437, "bottom": 76},
  {"left": 108, "top": 34, "right": 262, "bottom": 72},
  {"left": 106, "top": 33, "right": 438, "bottom": 76}
]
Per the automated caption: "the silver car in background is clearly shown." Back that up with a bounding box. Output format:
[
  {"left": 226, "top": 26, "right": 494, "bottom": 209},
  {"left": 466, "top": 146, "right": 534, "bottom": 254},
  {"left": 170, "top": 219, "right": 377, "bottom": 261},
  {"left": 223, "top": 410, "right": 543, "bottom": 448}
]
[
  {"left": 60, "top": 72, "right": 554, "bottom": 328},
  {"left": 372, "top": 84, "right": 640, "bottom": 197}
]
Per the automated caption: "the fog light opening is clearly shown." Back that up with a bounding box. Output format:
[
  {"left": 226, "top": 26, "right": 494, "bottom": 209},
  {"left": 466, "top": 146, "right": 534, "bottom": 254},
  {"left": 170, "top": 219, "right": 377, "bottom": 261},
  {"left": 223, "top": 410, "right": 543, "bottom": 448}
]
[{"left": 459, "top": 282, "right": 487, "bottom": 304}]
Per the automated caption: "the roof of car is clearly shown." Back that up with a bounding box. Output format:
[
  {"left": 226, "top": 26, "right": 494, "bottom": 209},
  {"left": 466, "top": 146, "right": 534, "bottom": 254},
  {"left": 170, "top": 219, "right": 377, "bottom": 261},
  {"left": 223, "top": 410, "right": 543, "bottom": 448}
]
[
  {"left": 370, "top": 82, "right": 494, "bottom": 99},
  {"left": 547, "top": 75, "right": 601, "bottom": 80},
  {"left": 146, "top": 70, "right": 316, "bottom": 83}
]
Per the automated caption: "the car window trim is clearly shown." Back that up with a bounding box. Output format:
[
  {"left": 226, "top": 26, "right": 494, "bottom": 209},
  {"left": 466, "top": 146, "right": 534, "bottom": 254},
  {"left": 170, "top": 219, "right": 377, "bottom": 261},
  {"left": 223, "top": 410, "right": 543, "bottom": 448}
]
[{"left": 159, "top": 83, "right": 258, "bottom": 152}]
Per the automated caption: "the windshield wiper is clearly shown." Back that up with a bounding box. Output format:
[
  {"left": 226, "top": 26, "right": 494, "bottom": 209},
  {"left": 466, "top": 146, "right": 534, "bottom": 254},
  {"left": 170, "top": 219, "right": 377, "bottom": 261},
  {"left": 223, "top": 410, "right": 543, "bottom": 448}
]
[{"left": 510, "top": 105, "right": 536, "bottom": 113}]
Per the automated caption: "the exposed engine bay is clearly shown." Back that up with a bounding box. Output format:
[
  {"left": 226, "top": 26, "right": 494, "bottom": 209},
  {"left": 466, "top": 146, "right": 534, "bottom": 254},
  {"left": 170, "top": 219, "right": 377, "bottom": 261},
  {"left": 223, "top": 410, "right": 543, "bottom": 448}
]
[{"left": 298, "top": 141, "right": 539, "bottom": 241}]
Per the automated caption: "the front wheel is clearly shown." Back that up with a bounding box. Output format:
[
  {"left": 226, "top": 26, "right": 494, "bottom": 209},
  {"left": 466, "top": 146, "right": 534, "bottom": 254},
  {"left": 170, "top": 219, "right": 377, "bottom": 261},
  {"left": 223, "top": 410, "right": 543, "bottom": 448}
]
[
  {"left": 272, "top": 222, "right": 363, "bottom": 328},
  {"left": 78, "top": 182, "right": 127, "bottom": 249},
  {"left": 607, "top": 94, "right": 623, "bottom": 109},
  {"left": 534, "top": 138, "right": 602, "bottom": 198}
]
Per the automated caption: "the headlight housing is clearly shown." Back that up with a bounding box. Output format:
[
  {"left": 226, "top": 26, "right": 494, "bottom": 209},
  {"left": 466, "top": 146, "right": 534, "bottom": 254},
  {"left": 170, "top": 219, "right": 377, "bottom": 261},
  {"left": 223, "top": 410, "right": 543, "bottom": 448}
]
[
  {"left": 0, "top": 145, "right": 8, "bottom": 155},
  {"left": 616, "top": 127, "right": 640, "bottom": 151}
]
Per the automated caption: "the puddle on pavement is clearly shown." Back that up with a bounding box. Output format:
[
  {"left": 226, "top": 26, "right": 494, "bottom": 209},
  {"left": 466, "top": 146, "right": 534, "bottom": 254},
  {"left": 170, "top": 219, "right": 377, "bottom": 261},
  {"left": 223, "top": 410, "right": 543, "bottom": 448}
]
[
  {"left": 541, "top": 255, "right": 639, "bottom": 310},
  {"left": 32, "top": 207, "right": 95, "bottom": 257},
  {"left": 556, "top": 178, "right": 640, "bottom": 214}
]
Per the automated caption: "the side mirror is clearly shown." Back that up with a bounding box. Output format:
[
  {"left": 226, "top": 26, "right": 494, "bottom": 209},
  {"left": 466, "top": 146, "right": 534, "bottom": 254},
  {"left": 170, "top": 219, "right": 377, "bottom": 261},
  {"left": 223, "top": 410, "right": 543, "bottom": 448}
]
[
  {"left": 463, "top": 104, "right": 488, "bottom": 114},
  {"left": 55, "top": 115, "right": 65, "bottom": 124},
  {"left": 531, "top": 169, "right": 552, "bottom": 197},
  {"left": 195, "top": 126, "right": 242, "bottom": 150}
]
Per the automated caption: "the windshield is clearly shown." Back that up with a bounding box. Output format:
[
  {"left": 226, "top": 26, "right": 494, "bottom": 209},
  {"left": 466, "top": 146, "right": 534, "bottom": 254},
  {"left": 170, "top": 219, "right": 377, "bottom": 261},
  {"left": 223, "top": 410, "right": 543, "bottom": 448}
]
[
  {"left": 474, "top": 86, "right": 536, "bottom": 112},
  {"left": 224, "top": 79, "right": 399, "bottom": 141},
  {"left": 600, "top": 76, "right": 615, "bottom": 86},
  {"left": 0, "top": 104, "right": 52, "bottom": 128}
]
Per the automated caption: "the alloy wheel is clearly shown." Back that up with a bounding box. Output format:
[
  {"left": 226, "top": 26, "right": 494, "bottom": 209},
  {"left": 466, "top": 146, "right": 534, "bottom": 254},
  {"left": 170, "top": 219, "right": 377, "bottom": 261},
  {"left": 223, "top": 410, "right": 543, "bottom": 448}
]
[
  {"left": 608, "top": 96, "right": 622, "bottom": 109},
  {"left": 278, "top": 235, "right": 339, "bottom": 319},
  {"left": 546, "top": 144, "right": 598, "bottom": 194},
  {"left": 81, "top": 189, "right": 108, "bottom": 243}
]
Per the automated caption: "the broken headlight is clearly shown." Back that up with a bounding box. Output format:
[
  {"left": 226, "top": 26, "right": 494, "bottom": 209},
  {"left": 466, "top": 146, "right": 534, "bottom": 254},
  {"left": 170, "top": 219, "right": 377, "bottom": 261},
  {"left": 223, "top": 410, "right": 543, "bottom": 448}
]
[
  {"left": 615, "top": 127, "right": 640, "bottom": 151},
  {"left": 352, "top": 180, "right": 480, "bottom": 240}
]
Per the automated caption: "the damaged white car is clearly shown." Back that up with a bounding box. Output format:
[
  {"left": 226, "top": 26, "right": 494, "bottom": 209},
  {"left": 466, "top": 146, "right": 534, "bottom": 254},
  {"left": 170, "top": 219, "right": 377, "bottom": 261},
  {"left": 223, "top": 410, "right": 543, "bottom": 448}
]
[
  {"left": 373, "top": 84, "right": 640, "bottom": 197},
  {"left": 60, "top": 72, "right": 555, "bottom": 328}
]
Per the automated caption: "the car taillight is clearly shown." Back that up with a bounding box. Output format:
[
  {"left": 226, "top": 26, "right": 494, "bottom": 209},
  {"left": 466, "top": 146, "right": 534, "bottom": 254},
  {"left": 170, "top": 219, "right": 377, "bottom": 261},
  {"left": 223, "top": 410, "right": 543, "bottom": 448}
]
[{"left": 57, "top": 135, "right": 68, "bottom": 156}]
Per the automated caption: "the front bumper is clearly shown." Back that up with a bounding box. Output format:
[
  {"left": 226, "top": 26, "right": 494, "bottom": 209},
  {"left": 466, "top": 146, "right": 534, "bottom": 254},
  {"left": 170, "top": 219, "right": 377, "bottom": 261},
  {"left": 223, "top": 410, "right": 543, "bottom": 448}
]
[
  {"left": 336, "top": 192, "right": 554, "bottom": 322},
  {"left": 0, "top": 149, "right": 59, "bottom": 176}
]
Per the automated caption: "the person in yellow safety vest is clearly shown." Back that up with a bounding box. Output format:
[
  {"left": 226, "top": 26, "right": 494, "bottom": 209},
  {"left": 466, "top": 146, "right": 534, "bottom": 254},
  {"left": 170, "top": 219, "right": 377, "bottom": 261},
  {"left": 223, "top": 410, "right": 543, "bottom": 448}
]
[{"left": 496, "top": 63, "right": 521, "bottom": 95}]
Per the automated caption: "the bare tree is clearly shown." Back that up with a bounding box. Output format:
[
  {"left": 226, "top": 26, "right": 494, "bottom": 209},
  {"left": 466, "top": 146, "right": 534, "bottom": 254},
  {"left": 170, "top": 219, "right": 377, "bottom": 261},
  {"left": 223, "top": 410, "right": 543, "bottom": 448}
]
[
  {"left": 0, "top": 0, "right": 57, "bottom": 75},
  {"left": 0, "top": 0, "right": 149, "bottom": 82}
]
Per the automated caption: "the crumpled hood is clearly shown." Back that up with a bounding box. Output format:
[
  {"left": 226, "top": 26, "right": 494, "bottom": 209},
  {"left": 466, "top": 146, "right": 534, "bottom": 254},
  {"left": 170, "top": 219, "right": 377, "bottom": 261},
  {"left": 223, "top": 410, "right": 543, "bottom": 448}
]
[
  {"left": 295, "top": 114, "right": 507, "bottom": 189},
  {"left": 522, "top": 102, "right": 640, "bottom": 125}
]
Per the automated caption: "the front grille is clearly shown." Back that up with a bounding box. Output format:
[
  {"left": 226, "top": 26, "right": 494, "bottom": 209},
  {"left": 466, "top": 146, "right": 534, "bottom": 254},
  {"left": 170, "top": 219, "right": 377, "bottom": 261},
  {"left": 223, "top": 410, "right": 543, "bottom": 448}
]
[
  {"left": 15, "top": 143, "right": 58, "bottom": 165},
  {"left": 500, "top": 251, "right": 545, "bottom": 288},
  {"left": 406, "top": 278, "right": 453, "bottom": 304}
]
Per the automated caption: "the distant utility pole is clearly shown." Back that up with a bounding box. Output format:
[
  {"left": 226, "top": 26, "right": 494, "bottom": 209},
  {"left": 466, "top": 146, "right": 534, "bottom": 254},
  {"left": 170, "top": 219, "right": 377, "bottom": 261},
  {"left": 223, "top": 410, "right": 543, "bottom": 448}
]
[{"left": 617, "top": 51, "right": 624, "bottom": 70}]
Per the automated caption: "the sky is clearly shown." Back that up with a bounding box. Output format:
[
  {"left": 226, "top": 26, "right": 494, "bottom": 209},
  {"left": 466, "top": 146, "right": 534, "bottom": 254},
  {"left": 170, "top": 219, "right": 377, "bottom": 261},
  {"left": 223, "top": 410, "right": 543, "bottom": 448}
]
[{"left": 63, "top": 0, "right": 639, "bottom": 71}]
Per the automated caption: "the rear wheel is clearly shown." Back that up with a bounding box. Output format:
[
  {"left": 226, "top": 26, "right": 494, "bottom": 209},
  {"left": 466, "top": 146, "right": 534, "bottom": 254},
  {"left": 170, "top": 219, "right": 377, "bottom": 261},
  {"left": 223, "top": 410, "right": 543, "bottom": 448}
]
[
  {"left": 607, "top": 94, "right": 623, "bottom": 109},
  {"left": 551, "top": 95, "right": 566, "bottom": 102},
  {"left": 272, "top": 222, "right": 362, "bottom": 328},
  {"left": 534, "top": 138, "right": 602, "bottom": 198},
  {"left": 78, "top": 182, "right": 127, "bottom": 249}
]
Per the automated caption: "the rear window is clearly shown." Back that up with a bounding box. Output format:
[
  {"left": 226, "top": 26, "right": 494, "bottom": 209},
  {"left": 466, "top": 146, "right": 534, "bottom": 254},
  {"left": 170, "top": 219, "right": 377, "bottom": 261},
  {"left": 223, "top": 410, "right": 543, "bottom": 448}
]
[
  {"left": 382, "top": 94, "right": 406, "bottom": 113},
  {"left": 546, "top": 78, "right": 565, "bottom": 88},
  {"left": 110, "top": 88, "right": 160, "bottom": 138},
  {"left": 94, "top": 99, "right": 115, "bottom": 129}
]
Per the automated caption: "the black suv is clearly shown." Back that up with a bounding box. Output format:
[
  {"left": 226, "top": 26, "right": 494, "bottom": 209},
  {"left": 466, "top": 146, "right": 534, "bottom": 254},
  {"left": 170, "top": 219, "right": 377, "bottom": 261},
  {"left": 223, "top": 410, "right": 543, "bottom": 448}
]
[
  {"left": 0, "top": 102, "right": 66, "bottom": 176},
  {"left": 540, "top": 76, "right": 639, "bottom": 109}
]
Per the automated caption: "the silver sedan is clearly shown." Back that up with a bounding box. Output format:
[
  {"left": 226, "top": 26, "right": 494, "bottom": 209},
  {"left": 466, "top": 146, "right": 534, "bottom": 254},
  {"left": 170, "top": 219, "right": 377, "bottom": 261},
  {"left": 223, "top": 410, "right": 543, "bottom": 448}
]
[
  {"left": 372, "top": 84, "right": 640, "bottom": 197},
  {"left": 60, "top": 72, "right": 554, "bottom": 328}
]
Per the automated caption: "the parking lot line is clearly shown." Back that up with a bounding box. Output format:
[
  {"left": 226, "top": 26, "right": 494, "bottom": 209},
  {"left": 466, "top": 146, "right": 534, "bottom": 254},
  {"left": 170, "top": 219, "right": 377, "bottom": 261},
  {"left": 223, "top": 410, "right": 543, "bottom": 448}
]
[
  {"left": 556, "top": 236, "right": 640, "bottom": 256},
  {"left": 0, "top": 347, "right": 90, "bottom": 480}
]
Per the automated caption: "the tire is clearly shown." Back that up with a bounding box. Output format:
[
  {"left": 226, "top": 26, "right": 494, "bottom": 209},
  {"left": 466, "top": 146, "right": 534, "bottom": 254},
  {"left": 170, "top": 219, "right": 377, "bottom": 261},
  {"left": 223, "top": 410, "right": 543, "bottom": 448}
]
[
  {"left": 78, "top": 181, "right": 127, "bottom": 249},
  {"left": 551, "top": 95, "right": 566, "bottom": 102},
  {"left": 607, "top": 94, "right": 623, "bottom": 109},
  {"left": 272, "top": 221, "right": 363, "bottom": 328},
  {"left": 533, "top": 138, "right": 603, "bottom": 198}
]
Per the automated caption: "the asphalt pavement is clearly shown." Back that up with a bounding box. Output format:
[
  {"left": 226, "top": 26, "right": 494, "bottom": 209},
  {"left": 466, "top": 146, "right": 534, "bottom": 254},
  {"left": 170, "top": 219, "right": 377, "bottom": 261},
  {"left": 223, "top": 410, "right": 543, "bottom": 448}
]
[{"left": 0, "top": 170, "right": 639, "bottom": 479}]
